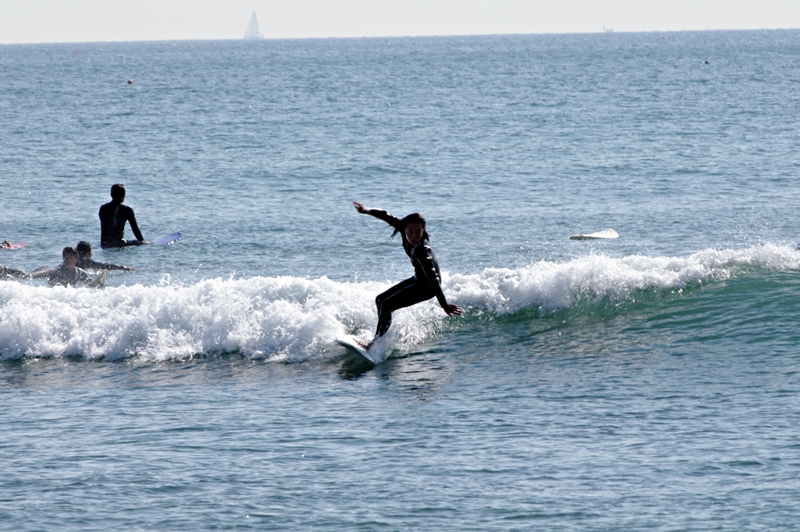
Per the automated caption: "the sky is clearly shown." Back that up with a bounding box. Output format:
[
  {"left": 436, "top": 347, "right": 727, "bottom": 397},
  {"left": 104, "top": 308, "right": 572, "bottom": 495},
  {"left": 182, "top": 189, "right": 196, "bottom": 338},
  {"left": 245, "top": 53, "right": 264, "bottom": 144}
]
[{"left": 1, "top": 0, "right": 799, "bottom": 44}]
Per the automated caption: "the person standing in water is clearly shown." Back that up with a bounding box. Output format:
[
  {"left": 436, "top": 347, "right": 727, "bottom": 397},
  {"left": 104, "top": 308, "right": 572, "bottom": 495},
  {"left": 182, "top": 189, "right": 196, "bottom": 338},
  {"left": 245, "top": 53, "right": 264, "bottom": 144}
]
[
  {"left": 353, "top": 201, "right": 462, "bottom": 347},
  {"left": 99, "top": 184, "right": 151, "bottom": 249}
]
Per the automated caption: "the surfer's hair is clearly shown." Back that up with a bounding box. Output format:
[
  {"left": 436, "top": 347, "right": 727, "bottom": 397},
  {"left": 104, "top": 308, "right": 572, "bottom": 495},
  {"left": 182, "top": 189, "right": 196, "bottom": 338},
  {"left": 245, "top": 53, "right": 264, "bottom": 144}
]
[
  {"left": 110, "top": 183, "right": 126, "bottom": 200},
  {"left": 391, "top": 212, "right": 426, "bottom": 239},
  {"left": 62, "top": 246, "right": 78, "bottom": 259},
  {"left": 76, "top": 241, "right": 92, "bottom": 255}
]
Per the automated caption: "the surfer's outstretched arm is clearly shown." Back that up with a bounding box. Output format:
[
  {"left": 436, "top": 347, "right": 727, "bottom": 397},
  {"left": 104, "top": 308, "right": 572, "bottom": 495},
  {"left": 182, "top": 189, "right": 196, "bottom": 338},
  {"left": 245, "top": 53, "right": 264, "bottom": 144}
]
[
  {"left": 353, "top": 201, "right": 400, "bottom": 227},
  {"left": 0, "top": 264, "right": 29, "bottom": 280}
]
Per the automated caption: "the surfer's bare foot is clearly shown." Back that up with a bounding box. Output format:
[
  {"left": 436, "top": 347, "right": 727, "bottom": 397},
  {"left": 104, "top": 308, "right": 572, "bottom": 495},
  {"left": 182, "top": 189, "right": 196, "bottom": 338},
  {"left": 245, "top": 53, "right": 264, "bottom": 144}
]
[{"left": 356, "top": 337, "right": 373, "bottom": 350}]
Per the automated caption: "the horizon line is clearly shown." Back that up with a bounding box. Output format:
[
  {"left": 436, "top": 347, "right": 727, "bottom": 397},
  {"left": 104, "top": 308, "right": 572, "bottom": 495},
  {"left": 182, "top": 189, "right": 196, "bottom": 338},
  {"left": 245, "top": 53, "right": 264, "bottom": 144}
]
[{"left": 2, "top": 26, "right": 799, "bottom": 47}]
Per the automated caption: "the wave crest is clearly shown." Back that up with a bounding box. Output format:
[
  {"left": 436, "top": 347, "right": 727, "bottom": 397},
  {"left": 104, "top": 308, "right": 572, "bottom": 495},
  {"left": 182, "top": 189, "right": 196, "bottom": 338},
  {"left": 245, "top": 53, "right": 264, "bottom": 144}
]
[{"left": 2, "top": 245, "right": 798, "bottom": 361}]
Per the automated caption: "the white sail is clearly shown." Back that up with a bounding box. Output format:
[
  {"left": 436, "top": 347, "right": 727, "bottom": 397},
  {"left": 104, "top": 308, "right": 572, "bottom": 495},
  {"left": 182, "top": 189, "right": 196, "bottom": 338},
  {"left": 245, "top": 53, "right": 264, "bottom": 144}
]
[{"left": 243, "top": 11, "right": 263, "bottom": 39}]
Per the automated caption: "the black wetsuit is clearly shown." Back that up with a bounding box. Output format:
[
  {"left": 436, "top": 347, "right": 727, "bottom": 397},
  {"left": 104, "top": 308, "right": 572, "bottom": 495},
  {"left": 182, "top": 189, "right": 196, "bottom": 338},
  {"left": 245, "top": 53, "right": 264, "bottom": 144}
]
[
  {"left": 364, "top": 208, "right": 448, "bottom": 338},
  {"left": 99, "top": 200, "right": 144, "bottom": 249},
  {"left": 77, "top": 256, "right": 130, "bottom": 271},
  {"left": 48, "top": 265, "right": 91, "bottom": 287}
]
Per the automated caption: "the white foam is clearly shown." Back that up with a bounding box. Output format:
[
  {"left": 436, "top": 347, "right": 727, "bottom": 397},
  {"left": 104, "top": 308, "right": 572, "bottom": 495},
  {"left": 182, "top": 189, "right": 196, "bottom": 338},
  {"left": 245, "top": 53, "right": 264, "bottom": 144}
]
[
  {"left": 446, "top": 244, "right": 800, "bottom": 315},
  {"left": 2, "top": 245, "right": 798, "bottom": 361}
]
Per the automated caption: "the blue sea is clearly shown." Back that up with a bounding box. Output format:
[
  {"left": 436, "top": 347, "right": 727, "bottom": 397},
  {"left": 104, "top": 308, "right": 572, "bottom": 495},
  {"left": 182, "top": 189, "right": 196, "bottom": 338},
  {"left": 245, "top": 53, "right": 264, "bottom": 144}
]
[{"left": 2, "top": 30, "right": 800, "bottom": 530}]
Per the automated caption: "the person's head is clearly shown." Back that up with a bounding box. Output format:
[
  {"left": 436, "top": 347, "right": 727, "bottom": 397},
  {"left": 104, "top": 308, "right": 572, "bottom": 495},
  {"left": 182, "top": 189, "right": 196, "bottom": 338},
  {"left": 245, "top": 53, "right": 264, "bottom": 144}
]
[
  {"left": 110, "top": 183, "right": 126, "bottom": 202},
  {"left": 62, "top": 246, "right": 78, "bottom": 268},
  {"left": 392, "top": 213, "right": 427, "bottom": 245},
  {"left": 76, "top": 241, "right": 92, "bottom": 258}
]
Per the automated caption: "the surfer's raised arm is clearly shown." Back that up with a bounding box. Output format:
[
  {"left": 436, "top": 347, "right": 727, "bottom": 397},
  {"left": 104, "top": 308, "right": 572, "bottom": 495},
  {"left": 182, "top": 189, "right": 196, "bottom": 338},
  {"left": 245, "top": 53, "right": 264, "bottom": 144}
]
[{"left": 353, "top": 201, "right": 401, "bottom": 227}]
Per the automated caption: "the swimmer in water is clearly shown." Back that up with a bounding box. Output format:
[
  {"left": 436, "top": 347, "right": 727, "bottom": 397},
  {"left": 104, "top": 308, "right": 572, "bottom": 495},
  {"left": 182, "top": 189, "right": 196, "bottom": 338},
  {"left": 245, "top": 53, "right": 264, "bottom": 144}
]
[
  {"left": 353, "top": 201, "right": 462, "bottom": 347},
  {"left": 99, "top": 184, "right": 152, "bottom": 249},
  {"left": 49, "top": 246, "right": 92, "bottom": 287}
]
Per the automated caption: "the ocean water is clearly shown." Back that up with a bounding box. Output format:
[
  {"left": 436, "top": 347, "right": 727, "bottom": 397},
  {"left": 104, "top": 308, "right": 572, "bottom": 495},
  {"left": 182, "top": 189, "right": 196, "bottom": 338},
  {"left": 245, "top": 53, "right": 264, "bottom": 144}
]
[{"left": 2, "top": 30, "right": 800, "bottom": 530}]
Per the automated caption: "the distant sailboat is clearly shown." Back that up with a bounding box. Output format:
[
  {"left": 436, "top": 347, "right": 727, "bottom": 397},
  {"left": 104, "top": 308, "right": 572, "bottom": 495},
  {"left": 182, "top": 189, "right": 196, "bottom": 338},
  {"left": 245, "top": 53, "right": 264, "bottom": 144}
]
[{"left": 244, "top": 11, "right": 263, "bottom": 40}]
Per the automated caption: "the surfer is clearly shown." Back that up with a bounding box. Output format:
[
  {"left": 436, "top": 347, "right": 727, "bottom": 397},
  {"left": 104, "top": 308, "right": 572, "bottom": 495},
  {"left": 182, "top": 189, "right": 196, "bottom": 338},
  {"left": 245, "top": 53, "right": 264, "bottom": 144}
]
[
  {"left": 49, "top": 247, "right": 92, "bottom": 287},
  {"left": 76, "top": 241, "right": 134, "bottom": 271},
  {"left": 353, "top": 201, "right": 462, "bottom": 347},
  {"left": 99, "top": 184, "right": 152, "bottom": 249}
]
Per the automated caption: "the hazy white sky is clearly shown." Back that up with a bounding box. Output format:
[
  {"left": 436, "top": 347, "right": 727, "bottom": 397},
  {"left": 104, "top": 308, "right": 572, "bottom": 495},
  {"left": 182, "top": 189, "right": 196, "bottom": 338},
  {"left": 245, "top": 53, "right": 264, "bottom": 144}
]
[{"left": 1, "top": 0, "right": 799, "bottom": 44}]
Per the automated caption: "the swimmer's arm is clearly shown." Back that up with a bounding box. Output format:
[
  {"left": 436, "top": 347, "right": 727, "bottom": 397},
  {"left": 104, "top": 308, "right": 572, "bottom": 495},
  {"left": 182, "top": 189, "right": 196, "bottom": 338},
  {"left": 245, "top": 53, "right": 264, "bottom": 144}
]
[{"left": 93, "top": 260, "right": 135, "bottom": 271}]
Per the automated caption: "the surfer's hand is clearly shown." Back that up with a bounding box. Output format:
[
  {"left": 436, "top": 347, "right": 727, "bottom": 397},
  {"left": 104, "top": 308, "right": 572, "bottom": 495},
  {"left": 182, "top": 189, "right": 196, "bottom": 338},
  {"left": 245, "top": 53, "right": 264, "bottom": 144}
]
[
  {"left": 444, "top": 304, "right": 463, "bottom": 316},
  {"left": 353, "top": 201, "right": 366, "bottom": 214}
]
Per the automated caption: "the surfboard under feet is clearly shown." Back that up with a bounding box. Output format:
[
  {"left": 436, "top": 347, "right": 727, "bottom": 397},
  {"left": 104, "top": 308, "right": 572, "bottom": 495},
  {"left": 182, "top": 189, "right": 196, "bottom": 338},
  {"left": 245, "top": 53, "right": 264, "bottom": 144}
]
[{"left": 337, "top": 335, "right": 377, "bottom": 364}]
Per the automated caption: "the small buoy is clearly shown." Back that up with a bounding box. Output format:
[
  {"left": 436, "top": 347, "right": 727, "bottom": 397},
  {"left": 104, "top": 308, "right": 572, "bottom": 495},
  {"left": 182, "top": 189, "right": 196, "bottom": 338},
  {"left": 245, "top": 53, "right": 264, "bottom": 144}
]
[{"left": 127, "top": 79, "right": 133, "bottom": 84}]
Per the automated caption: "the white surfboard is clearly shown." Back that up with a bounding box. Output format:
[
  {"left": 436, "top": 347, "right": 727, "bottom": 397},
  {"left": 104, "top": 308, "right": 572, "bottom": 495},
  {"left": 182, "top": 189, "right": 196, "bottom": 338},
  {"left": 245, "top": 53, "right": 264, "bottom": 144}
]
[
  {"left": 569, "top": 228, "right": 619, "bottom": 240},
  {"left": 337, "top": 335, "right": 377, "bottom": 364},
  {"left": 152, "top": 232, "right": 182, "bottom": 245}
]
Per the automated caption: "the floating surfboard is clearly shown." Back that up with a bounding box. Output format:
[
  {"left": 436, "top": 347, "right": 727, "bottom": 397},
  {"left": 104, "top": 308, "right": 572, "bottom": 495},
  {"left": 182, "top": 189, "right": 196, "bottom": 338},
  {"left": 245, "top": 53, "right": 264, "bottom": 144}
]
[
  {"left": 152, "top": 232, "right": 182, "bottom": 245},
  {"left": 569, "top": 228, "right": 619, "bottom": 240},
  {"left": 337, "top": 335, "right": 377, "bottom": 364},
  {"left": 1, "top": 241, "right": 27, "bottom": 249}
]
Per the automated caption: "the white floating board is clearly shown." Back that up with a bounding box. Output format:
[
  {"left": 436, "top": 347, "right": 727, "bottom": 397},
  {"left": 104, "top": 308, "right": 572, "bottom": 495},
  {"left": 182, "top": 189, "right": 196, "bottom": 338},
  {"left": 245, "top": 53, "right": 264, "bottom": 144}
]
[{"left": 569, "top": 228, "right": 619, "bottom": 240}]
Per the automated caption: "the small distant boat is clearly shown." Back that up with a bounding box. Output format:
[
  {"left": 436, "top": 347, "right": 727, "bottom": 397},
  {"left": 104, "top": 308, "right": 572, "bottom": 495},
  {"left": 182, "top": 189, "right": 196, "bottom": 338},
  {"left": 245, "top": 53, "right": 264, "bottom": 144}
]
[{"left": 244, "top": 11, "right": 264, "bottom": 40}]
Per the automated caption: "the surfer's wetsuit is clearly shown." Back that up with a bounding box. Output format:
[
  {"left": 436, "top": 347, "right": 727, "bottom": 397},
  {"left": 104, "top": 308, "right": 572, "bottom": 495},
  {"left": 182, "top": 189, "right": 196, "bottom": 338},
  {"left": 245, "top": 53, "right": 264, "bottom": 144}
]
[
  {"left": 363, "top": 208, "right": 449, "bottom": 338},
  {"left": 76, "top": 256, "right": 130, "bottom": 271},
  {"left": 48, "top": 265, "right": 91, "bottom": 287},
  {"left": 99, "top": 200, "right": 144, "bottom": 249}
]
